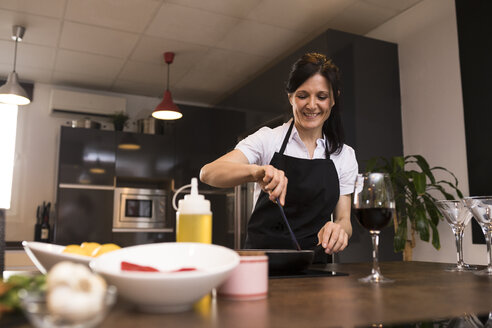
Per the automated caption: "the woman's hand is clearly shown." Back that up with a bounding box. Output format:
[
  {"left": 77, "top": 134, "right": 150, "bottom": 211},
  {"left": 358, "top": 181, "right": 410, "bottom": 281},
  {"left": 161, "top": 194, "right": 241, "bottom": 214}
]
[
  {"left": 199, "top": 150, "right": 288, "bottom": 205},
  {"left": 317, "top": 221, "right": 349, "bottom": 254},
  {"left": 254, "top": 165, "right": 288, "bottom": 206}
]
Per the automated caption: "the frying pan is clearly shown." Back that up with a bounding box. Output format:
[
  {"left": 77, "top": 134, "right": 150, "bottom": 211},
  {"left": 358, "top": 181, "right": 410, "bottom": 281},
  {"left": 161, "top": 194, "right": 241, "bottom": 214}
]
[
  {"left": 240, "top": 198, "right": 324, "bottom": 274},
  {"left": 239, "top": 247, "right": 322, "bottom": 273},
  {"left": 266, "top": 248, "right": 316, "bottom": 273}
]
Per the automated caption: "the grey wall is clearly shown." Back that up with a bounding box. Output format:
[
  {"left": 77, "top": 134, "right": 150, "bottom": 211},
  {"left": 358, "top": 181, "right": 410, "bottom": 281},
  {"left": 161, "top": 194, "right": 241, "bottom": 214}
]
[{"left": 218, "top": 33, "right": 329, "bottom": 116}]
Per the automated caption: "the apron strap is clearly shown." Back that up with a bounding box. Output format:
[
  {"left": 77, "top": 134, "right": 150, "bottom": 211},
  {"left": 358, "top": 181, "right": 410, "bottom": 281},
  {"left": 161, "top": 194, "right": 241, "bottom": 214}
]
[
  {"left": 279, "top": 121, "right": 294, "bottom": 155},
  {"left": 280, "top": 120, "right": 331, "bottom": 159}
]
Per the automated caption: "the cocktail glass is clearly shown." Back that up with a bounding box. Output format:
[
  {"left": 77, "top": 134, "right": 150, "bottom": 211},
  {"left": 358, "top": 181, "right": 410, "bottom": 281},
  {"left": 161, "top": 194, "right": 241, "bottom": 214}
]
[
  {"left": 434, "top": 200, "right": 477, "bottom": 272},
  {"left": 485, "top": 312, "right": 492, "bottom": 328},
  {"left": 462, "top": 196, "right": 492, "bottom": 276},
  {"left": 447, "top": 313, "right": 483, "bottom": 328}
]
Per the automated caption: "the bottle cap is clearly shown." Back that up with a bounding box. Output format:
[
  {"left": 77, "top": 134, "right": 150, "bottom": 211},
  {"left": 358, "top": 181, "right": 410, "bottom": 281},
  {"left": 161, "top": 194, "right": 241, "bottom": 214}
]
[{"left": 177, "top": 178, "right": 211, "bottom": 214}]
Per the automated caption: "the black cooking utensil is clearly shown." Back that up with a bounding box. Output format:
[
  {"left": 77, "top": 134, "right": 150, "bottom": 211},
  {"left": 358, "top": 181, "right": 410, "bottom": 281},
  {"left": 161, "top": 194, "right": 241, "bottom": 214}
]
[
  {"left": 41, "top": 201, "right": 46, "bottom": 219},
  {"left": 34, "top": 205, "right": 43, "bottom": 241},
  {"left": 45, "top": 202, "right": 51, "bottom": 219},
  {"left": 275, "top": 197, "right": 301, "bottom": 251},
  {"left": 36, "top": 206, "right": 42, "bottom": 224}
]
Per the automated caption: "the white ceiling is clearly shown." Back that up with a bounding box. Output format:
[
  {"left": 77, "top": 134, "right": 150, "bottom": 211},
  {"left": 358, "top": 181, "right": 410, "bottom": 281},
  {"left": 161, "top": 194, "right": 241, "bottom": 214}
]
[{"left": 0, "top": 0, "right": 423, "bottom": 106}]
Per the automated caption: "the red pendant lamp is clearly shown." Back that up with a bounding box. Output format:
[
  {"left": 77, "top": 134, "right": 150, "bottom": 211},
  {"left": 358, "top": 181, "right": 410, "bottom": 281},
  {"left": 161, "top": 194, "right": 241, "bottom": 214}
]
[{"left": 152, "top": 52, "right": 182, "bottom": 120}]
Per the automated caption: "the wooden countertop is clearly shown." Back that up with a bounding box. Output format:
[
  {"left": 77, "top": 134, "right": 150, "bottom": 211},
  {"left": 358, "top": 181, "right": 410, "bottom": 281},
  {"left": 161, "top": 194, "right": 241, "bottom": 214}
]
[
  {"left": 5, "top": 261, "right": 492, "bottom": 327},
  {"left": 99, "top": 261, "right": 492, "bottom": 328}
]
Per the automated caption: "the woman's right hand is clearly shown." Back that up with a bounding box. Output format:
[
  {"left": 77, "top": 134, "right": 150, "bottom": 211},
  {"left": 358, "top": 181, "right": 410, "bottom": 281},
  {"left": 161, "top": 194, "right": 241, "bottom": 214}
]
[
  {"left": 254, "top": 165, "right": 288, "bottom": 206},
  {"left": 200, "top": 150, "right": 288, "bottom": 205}
]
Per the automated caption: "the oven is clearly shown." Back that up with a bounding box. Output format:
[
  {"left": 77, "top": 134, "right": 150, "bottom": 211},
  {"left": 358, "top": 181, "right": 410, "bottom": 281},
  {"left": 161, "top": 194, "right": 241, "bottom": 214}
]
[{"left": 113, "top": 187, "right": 170, "bottom": 232}]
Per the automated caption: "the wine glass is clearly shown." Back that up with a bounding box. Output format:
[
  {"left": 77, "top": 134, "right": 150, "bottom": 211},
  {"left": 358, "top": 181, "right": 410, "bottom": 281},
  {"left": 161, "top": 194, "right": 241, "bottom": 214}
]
[
  {"left": 485, "top": 312, "right": 492, "bottom": 328},
  {"left": 447, "top": 313, "right": 484, "bottom": 328},
  {"left": 434, "top": 200, "right": 477, "bottom": 272},
  {"left": 462, "top": 196, "right": 492, "bottom": 276},
  {"left": 353, "top": 173, "right": 395, "bottom": 283}
]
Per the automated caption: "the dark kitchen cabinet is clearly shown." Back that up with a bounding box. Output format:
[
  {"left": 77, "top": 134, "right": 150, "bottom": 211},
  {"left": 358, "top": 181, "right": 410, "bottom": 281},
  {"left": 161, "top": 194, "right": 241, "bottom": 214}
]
[
  {"left": 58, "top": 127, "right": 115, "bottom": 186},
  {"left": 55, "top": 112, "right": 245, "bottom": 248},
  {"left": 173, "top": 105, "right": 246, "bottom": 188},
  {"left": 56, "top": 127, "right": 178, "bottom": 246},
  {"left": 56, "top": 127, "right": 116, "bottom": 245},
  {"left": 115, "top": 131, "right": 175, "bottom": 180},
  {"left": 58, "top": 127, "right": 176, "bottom": 183},
  {"left": 112, "top": 232, "right": 173, "bottom": 248},
  {"left": 54, "top": 188, "right": 113, "bottom": 245}
]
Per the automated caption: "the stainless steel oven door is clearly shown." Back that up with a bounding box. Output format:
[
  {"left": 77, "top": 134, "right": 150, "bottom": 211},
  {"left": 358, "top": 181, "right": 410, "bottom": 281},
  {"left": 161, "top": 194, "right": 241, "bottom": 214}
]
[{"left": 113, "top": 187, "right": 170, "bottom": 232}]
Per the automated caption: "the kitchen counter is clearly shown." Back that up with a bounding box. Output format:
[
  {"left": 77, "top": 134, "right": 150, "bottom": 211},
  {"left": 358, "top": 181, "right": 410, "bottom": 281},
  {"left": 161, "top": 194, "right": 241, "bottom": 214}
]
[
  {"left": 6, "top": 261, "right": 492, "bottom": 327},
  {"left": 104, "top": 261, "right": 492, "bottom": 327}
]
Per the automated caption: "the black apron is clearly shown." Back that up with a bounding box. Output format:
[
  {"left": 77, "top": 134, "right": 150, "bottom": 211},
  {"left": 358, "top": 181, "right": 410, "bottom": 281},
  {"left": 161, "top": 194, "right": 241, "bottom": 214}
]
[{"left": 245, "top": 121, "right": 340, "bottom": 263}]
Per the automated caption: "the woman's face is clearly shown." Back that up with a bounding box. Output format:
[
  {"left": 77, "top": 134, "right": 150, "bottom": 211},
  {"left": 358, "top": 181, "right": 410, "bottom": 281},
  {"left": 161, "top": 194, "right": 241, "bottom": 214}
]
[{"left": 288, "top": 73, "right": 334, "bottom": 134}]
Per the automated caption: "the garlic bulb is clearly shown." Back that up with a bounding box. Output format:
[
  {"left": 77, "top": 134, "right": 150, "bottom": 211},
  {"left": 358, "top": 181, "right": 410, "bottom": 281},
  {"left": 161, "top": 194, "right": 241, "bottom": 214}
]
[{"left": 47, "top": 261, "right": 107, "bottom": 321}]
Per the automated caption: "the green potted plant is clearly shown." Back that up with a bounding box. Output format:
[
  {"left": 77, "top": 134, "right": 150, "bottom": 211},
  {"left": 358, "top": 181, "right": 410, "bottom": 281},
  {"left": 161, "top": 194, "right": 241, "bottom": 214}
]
[
  {"left": 366, "top": 155, "right": 463, "bottom": 260},
  {"left": 111, "top": 111, "right": 129, "bottom": 131}
]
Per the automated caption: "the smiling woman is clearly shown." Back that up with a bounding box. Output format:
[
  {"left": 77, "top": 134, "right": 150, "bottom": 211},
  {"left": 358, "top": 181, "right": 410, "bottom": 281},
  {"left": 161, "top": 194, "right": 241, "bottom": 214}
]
[
  {"left": 0, "top": 103, "right": 18, "bottom": 210},
  {"left": 200, "top": 53, "right": 358, "bottom": 264}
]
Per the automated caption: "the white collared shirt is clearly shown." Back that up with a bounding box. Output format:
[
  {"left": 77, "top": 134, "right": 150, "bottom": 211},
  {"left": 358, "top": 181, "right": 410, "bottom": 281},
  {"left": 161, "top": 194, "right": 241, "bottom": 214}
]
[{"left": 235, "top": 119, "right": 359, "bottom": 206}]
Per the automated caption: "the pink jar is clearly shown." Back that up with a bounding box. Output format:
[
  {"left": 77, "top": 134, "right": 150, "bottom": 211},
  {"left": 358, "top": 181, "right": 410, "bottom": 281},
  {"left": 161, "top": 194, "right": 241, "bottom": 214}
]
[{"left": 218, "top": 251, "right": 268, "bottom": 300}]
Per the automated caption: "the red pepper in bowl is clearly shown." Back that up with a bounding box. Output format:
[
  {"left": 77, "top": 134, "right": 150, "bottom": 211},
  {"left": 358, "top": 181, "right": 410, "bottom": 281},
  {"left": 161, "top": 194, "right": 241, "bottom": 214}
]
[
  {"left": 121, "top": 261, "right": 159, "bottom": 272},
  {"left": 172, "top": 267, "right": 197, "bottom": 272},
  {"left": 121, "top": 261, "right": 197, "bottom": 273}
]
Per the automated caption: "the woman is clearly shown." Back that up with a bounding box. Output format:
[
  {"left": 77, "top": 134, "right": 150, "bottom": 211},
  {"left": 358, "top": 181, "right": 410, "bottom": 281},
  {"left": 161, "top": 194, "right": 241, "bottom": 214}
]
[{"left": 200, "top": 53, "right": 358, "bottom": 261}]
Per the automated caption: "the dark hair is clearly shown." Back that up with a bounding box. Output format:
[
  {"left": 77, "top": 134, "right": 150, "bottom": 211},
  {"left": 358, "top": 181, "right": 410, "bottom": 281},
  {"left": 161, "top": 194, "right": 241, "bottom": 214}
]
[{"left": 285, "top": 52, "right": 344, "bottom": 155}]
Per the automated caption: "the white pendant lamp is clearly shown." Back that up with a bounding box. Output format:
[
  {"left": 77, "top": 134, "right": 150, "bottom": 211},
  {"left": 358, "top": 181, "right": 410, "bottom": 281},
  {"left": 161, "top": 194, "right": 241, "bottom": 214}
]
[
  {"left": 152, "top": 52, "right": 182, "bottom": 120},
  {"left": 0, "top": 25, "right": 30, "bottom": 106}
]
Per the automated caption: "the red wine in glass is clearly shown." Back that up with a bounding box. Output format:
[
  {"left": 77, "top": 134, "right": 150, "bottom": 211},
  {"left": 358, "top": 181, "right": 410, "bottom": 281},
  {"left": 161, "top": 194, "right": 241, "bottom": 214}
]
[
  {"left": 354, "top": 208, "right": 393, "bottom": 231},
  {"left": 353, "top": 173, "right": 395, "bottom": 283}
]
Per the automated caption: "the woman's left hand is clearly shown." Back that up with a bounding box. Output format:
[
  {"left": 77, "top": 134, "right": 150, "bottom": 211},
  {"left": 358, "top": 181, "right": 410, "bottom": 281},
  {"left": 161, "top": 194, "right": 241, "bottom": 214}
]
[{"left": 317, "top": 221, "right": 349, "bottom": 254}]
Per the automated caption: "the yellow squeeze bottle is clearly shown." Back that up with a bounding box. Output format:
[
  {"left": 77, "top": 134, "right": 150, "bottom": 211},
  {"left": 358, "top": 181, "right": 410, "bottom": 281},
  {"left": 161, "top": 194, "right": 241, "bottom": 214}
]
[{"left": 176, "top": 178, "right": 212, "bottom": 244}]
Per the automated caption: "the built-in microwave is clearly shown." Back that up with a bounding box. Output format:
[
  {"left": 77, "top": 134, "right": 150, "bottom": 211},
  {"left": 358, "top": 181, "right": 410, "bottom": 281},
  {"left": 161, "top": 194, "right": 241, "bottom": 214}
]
[{"left": 113, "top": 187, "right": 170, "bottom": 232}]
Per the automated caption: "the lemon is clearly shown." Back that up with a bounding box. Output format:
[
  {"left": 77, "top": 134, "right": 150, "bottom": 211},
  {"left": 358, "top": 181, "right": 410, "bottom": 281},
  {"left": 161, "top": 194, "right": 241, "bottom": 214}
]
[
  {"left": 91, "top": 243, "right": 121, "bottom": 257},
  {"left": 80, "top": 242, "right": 100, "bottom": 255},
  {"left": 63, "top": 245, "right": 90, "bottom": 257}
]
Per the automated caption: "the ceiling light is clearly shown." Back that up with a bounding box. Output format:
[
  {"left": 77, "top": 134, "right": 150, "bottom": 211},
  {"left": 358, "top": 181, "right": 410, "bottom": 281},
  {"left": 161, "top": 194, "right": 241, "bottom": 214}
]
[
  {"left": 89, "top": 167, "right": 105, "bottom": 174},
  {"left": 118, "top": 133, "right": 141, "bottom": 150},
  {"left": 0, "top": 26, "right": 30, "bottom": 106},
  {"left": 152, "top": 52, "right": 182, "bottom": 120},
  {"left": 89, "top": 157, "right": 105, "bottom": 175},
  {"left": 118, "top": 143, "right": 141, "bottom": 150}
]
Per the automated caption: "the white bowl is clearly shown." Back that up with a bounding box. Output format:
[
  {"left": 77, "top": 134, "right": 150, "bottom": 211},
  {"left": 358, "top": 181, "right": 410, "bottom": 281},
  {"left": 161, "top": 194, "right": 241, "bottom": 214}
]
[
  {"left": 22, "top": 241, "right": 91, "bottom": 274},
  {"left": 90, "top": 242, "right": 240, "bottom": 313}
]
